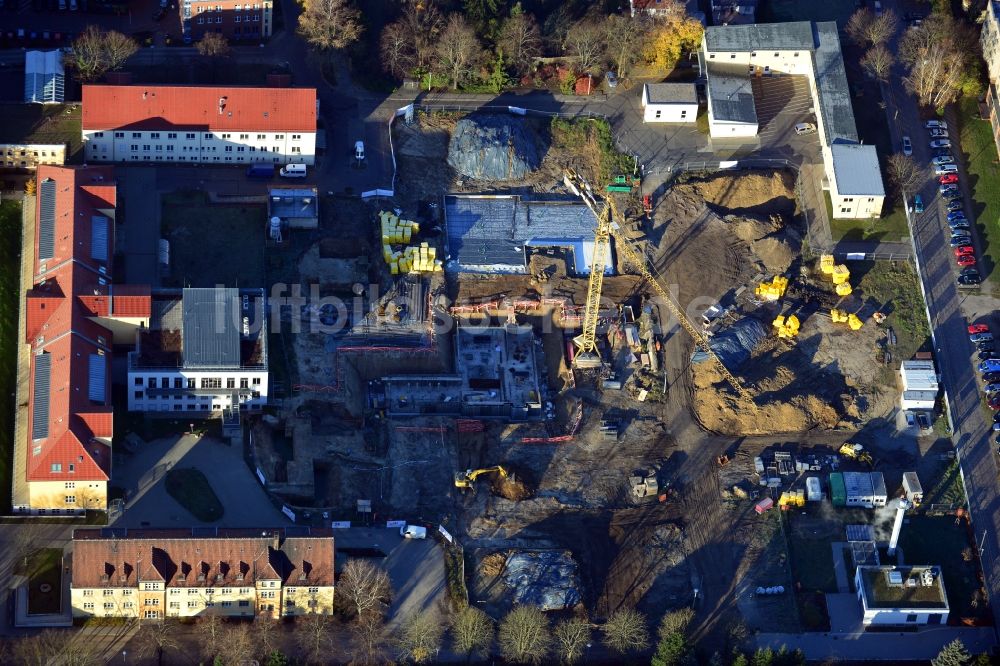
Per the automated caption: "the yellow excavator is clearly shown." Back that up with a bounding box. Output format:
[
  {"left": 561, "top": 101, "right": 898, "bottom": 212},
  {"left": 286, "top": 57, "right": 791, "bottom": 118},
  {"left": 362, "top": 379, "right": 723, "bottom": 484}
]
[
  {"left": 564, "top": 170, "right": 755, "bottom": 403},
  {"left": 839, "top": 443, "right": 873, "bottom": 466},
  {"left": 454, "top": 466, "right": 509, "bottom": 489}
]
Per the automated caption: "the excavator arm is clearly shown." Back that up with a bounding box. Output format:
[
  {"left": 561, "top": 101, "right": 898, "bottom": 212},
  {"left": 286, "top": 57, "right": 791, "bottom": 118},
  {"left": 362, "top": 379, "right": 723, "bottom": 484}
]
[{"left": 454, "top": 466, "right": 508, "bottom": 489}]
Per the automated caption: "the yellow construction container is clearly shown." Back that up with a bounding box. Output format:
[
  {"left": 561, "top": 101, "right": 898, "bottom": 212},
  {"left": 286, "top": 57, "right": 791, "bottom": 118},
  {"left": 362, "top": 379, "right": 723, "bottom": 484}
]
[
  {"left": 835, "top": 282, "right": 853, "bottom": 297},
  {"left": 820, "top": 254, "right": 835, "bottom": 274},
  {"left": 755, "top": 275, "right": 789, "bottom": 301},
  {"left": 830, "top": 308, "right": 847, "bottom": 323},
  {"left": 831, "top": 265, "right": 850, "bottom": 284},
  {"left": 847, "top": 313, "right": 863, "bottom": 330}
]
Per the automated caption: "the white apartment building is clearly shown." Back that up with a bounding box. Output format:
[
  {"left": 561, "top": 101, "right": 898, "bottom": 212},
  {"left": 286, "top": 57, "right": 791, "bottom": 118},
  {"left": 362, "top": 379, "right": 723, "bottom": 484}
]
[
  {"left": 128, "top": 287, "right": 268, "bottom": 414},
  {"left": 701, "top": 21, "right": 886, "bottom": 219},
  {"left": 81, "top": 85, "right": 316, "bottom": 166}
]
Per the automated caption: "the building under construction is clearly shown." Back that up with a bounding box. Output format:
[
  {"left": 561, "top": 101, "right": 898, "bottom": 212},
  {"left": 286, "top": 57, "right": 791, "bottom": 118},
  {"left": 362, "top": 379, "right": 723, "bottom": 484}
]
[{"left": 376, "top": 324, "right": 543, "bottom": 420}]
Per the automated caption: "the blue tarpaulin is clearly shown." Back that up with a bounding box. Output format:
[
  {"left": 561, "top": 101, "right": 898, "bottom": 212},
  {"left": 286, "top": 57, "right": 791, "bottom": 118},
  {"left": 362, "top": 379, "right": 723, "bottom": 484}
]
[{"left": 692, "top": 317, "right": 766, "bottom": 370}]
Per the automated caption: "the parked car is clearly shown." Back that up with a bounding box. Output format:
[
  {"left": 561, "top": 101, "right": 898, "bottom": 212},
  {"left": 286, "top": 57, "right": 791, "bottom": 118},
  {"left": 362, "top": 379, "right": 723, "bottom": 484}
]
[
  {"left": 949, "top": 221, "right": 971, "bottom": 230},
  {"left": 980, "top": 349, "right": 999, "bottom": 361},
  {"left": 931, "top": 140, "right": 952, "bottom": 149},
  {"left": 926, "top": 119, "right": 948, "bottom": 129},
  {"left": 957, "top": 254, "right": 977, "bottom": 267},
  {"left": 930, "top": 128, "right": 949, "bottom": 138},
  {"left": 933, "top": 155, "right": 955, "bottom": 165},
  {"left": 913, "top": 194, "right": 923, "bottom": 213},
  {"left": 946, "top": 200, "right": 965, "bottom": 212},
  {"left": 955, "top": 246, "right": 975, "bottom": 256},
  {"left": 794, "top": 122, "right": 817, "bottom": 135},
  {"left": 978, "top": 358, "right": 1000, "bottom": 373},
  {"left": 971, "top": 332, "right": 995, "bottom": 343},
  {"left": 943, "top": 190, "right": 963, "bottom": 201},
  {"left": 983, "top": 371, "right": 1000, "bottom": 383},
  {"left": 605, "top": 71, "right": 618, "bottom": 88},
  {"left": 354, "top": 140, "right": 365, "bottom": 161},
  {"left": 970, "top": 324, "right": 991, "bottom": 335},
  {"left": 980, "top": 341, "right": 996, "bottom": 352},
  {"left": 902, "top": 135, "right": 913, "bottom": 155},
  {"left": 947, "top": 210, "right": 968, "bottom": 221},
  {"left": 941, "top": 184, "right": 960, "bottom": 194},
  {"left": 400, "top": 524, "right": 427, "bottom": 539},
  {"left": 936, "top": 164, "right": 959, "bottom": 174},
  {"left": 939, "top": 174, "right": 959, "bottom": 184},
  {"left": 950, "top": 236, "right": 972, "bottom": 247}
]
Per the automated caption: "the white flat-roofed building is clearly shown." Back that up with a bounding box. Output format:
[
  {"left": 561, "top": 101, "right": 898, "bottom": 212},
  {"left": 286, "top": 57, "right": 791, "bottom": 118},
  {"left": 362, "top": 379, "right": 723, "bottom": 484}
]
[
  {"left": 900, "top": 360, "right": 938, "bottom": 410},
  {"left": 855, "top": 565, "right": 949, "bottom": 626},
  {"left": 641, "top": 83, "right": 698, "bottom": 123}
]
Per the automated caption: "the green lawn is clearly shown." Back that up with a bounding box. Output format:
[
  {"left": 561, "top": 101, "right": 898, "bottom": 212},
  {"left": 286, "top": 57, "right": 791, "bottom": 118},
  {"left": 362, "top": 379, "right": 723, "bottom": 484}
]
[
  {"left": 0, "top": 202, "right": 21, "bottom": 514},
  {"left": 955, "top": 96, "right": 1000, "bottom": 284},
  {"left": 23, "top": 548, "right": 63, "bottom": 615},
  {"left": 899, "top": 516, "right": 987, "bottom": 621},
  {"left": 827, "top": 192, "right": 910, "bottom": 242},
  {"left": 0, "top": 104, "right": 83, "bottom": 163},
  {"left": 165, "top": 468, "right": 224, "bottom": 522},
  {"left": 787, "top": 535, "right": 837, "bottom": 594},
  {"left": 922, "top": 460, "right": 968, "bottom": 508}
]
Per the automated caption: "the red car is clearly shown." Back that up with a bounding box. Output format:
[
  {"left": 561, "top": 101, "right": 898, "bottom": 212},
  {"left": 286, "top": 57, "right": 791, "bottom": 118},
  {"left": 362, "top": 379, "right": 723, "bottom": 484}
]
[
  {"left": 990, "top": 395, "right": 1000, "bottom": 410},
  {"left": 957, "top": 255, "right": 977, "bottom": 267},
  {"left": 955, "top": 246, "right": 975, "bottom": 256},
  {"left": 940, "top": 174, "right": 960, "bottom": 184},
  {"left": 970, "top": 323, "right": 990, "bottom": 335}
]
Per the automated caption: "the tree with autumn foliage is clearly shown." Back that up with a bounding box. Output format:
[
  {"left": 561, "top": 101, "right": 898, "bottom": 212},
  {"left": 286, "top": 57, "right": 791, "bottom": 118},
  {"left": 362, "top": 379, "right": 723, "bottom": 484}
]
[{"left": 643, "top": 15, "right": 704, "bottom": 73}]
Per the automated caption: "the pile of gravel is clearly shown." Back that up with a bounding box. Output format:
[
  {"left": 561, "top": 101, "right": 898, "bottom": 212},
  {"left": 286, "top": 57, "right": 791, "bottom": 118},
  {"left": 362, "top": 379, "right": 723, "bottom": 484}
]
[{"left": 447, "top": 114, "right": 543, "bottom": 182}]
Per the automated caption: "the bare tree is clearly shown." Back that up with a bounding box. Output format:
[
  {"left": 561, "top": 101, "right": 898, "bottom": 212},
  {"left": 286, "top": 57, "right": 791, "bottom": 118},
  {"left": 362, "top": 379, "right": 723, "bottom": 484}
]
[
  {"left": 860, "top": 44, "right": 895, "bottom": 82},
  {"left": 217, "top": 621, "right": 256, "bottom": 666},
  {"left": 604, "top": 14, "right": 651, "bottom": 80},
  {"left": 435, "top": 14, "right": 483, "bottom": 90},
  {"left": 602, "top": 608, "right": 649, "bottom": 655},
  {"left": 564, "top": 20, "right": 605, "bottom": 73},
  {"left": 657, "top": 608, "right": 695, "bottom": 639},
  {"left": 297, "top": 0, "right": 363, "bottom": 51},
  {"left": 395, "top": 610, "right": 445, "bottom": 663},
  {"left": 351, "top": 611, "right": 387, "bottom": 666},
  {"left": 134, "top": 619, "right": 180, "bottom": 666},
  {"left": 339, "top": 559, "right": 392, "bottom": 619},
  {"left": 499, "top": 606, "right": 551, "bottom": 665},
  {"left": 847, "top": 7, "right": 899, "bottom": 46},
  {"left": 499, "top": 5, "right": 542, "bottom": 77},
  {"left": 380, "top": 2, "right": 445, "bottom": 79},
  {"left": 451, "top": 605, "right": 494, "bottom": 659},
  {"left": 899, "top": 14, "right": 970, "bottom": 109},
  {"left": 70, "top": 26, "right": 138, "bottom": 81},
  {"left": 195, "top": 612, "right": 225, "bottom": 661},
  {"left": 887, "top": 153, "right": 922, "bottom": 194},
  {"left": 554, "top": 618, "right": 590, "bottom": 664},
  {"left": 196, "top": 32, "right": 231, "bottom": 58},
  {"left": 295, "top": 612, "right": 335, "bottom": 664},
  {"left": 11, "top": 522, "right": 46, "bottom": 570},
  {"left": 256, "top": 614, "right": 282, "bottom": 657},
  {"left": 11, "top": 631, "right": 62, "bottom": 666}
]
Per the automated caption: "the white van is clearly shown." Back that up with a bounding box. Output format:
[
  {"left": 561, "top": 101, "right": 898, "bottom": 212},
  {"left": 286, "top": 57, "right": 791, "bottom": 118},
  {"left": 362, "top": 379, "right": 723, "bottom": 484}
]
[
  {"left": 794, "top": 122, "right": 816, "bottom": 135},
  {"left": 279, "top": 163, "right": 307, "bottom": 178},
  {"left": 355, "top": 140, "right": 365, "bottom": 161},
  {"left": 400, "top": 524, "right": 427, "bottom": 539}
]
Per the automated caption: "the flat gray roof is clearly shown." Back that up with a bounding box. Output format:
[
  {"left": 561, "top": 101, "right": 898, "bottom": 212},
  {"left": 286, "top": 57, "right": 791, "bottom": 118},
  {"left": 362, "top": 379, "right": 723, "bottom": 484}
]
[
  {"left": 645, "top": 82, "right": 697, "bottom": 105},
  {"left": 813, "top": 22, "right": 859, "bottom": 144},
  {"left": 182, "top": 287, "right": 241, "bottom": 368},
  {"left": 444, "top": 195, "right": 604, "bottom": 272},
  {"left": 704, "top": 21, "right": 814, "bottom": 52},
  {"left": 831, "top": 144, "right": 885, "bottom": 196},
  {"left": 707, "top": 70, "right": 758, "bottom": 124}
]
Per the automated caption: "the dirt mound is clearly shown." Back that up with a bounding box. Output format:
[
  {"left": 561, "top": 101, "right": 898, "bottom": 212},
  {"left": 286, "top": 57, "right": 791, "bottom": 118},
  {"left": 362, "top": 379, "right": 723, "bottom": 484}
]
[
  {"left": 448, "top": 115, "right": 543, "bottom": 182},
  {"left": 692, "top": 362, "right": 841, "bottom": 436},
  {"left": 689, "top": 170, "right": 797, "bottom": 217},
  {"left": 751, "top": 237, "right": 795, "bottom": 273},
  {"left": 494, "top": 474, "right": 532, "bottom": 501}
]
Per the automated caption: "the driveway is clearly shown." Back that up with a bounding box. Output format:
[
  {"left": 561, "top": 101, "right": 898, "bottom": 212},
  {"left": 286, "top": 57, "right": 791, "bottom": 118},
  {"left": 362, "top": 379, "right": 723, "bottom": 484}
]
[{"left": 112, "top": 433, "right": 289, "bottom": 528}]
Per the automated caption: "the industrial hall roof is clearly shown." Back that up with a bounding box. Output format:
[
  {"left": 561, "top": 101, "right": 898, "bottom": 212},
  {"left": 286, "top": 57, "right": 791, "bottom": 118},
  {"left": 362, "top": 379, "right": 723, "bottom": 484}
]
[{"left": 82, "top": 85, "right": 317, "bottom": 132}]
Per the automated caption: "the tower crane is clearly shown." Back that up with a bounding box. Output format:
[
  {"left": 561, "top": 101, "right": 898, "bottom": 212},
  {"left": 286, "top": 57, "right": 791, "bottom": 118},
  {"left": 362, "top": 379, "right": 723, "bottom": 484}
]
[{"left": 566, "top": 171, "right": 755, "bottom": 403}]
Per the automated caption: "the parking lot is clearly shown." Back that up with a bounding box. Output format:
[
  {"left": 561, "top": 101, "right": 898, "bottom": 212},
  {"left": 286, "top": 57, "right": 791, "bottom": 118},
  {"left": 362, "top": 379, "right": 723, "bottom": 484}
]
[{"left": 0, "top": 0, "right": 179, "bottom": 49}]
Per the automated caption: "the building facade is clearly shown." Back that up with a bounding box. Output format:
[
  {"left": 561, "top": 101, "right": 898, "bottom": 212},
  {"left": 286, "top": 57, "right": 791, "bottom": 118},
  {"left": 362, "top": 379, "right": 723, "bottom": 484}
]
[
  {"left": 81, "top": 85, "right": 317, "bottom": 166},
  {"left": 14, "top": 166, "right": 151, "bottom": 514},
  {"left": 854, "top": 566, "right": 949, "bottom": 625},
  {"left": 641, "top": 83, "right": 698, "bottom": 123},
  {"left": 982, "top": 2, "right": 1000, "bottom": 159},
  {"left": 181, "top": 0, "right": 274, "bottom": 44},
  {"left": 71, "top": 528, "right": 335, "bottom": 620},
  {"left": 127, "top": 287, "right": 269, "bottom": 414},
  {"left": 1, "top": 143, "right": 66, "bottom": 169}
]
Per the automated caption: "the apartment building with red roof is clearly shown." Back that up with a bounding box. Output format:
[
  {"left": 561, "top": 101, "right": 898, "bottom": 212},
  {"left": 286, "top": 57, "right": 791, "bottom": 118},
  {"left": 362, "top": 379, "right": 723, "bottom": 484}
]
[
  {"left": 14, "top": 165, "right": 151, "bottom": 513},
  {"left": 70, "top": 527, "right": 334, "bottom": 620},
  {"left": 81, "top": 85, "right": 317, "bottom": 167}
]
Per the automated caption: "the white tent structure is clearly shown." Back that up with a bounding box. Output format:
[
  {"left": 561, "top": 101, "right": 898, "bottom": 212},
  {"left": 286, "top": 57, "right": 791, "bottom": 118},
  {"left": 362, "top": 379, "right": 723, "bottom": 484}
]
[{"left": 24, "top": 50, "right": 65, "bottom": 104}]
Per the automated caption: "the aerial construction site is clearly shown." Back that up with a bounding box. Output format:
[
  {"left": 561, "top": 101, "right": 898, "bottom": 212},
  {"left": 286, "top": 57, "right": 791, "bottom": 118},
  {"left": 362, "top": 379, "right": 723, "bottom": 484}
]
[{"left": 247, "top": 110, "right": 979, "bottom": 639}]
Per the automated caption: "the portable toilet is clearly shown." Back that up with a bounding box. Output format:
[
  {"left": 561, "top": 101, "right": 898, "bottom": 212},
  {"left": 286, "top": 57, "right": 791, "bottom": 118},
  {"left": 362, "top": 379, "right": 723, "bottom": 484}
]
[{"left": 829, "top": 472, "right": 846, "bottom": 507}]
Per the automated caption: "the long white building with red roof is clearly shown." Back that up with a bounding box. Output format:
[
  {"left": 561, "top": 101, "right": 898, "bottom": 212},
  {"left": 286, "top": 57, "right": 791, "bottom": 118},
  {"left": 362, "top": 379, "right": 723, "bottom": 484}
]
[
  {"left": 14, "top": 165, "right": 151, "bottom": 513},
  {"left": 80, "top": 84, "right": 317, "bottom": 166}
]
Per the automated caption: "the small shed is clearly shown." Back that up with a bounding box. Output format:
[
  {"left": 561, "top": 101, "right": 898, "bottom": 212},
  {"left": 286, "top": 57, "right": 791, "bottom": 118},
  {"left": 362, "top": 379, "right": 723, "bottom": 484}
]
[
  {"left": 903, "top": 472, "right": 923, "bottom": 505},
  {"left": 805, "top": 476, "right": 822, "bottom": 502},
  {"left": 900, "top": 360, "right": 939, "bottom": 410},
  {"left": 641, "top": 83, "right": 698, "bottom": 123},
  {"left": 829, "top": 472, "right": 846, "bottom": 507},
  {"left": 268, "top": 186, "right": 319, "bottom": 229}
]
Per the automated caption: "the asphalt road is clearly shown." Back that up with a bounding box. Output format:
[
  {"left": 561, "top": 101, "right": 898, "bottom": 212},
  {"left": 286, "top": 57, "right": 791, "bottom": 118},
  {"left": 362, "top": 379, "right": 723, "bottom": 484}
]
[{"left": 883, "top": 0, "right": 1000, "bottom": 636}]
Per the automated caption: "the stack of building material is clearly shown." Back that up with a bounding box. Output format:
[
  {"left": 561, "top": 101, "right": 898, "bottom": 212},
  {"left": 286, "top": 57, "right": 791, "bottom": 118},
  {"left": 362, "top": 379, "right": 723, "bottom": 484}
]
[
  {"left": 830, "top": 308, "right": 863, "bottom": 330},
  {"left": 379, "top": 211, "right": 442, "bottom": 274},
  {"left": 820, "top": 254, "right": 853, "bottom": 296},
  {"left": 772, "top": 314, "right": 800, "bottom": 339},
  {"left": 755, "top": 275, "right": 789, "bottom": 301}
]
